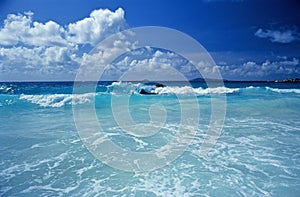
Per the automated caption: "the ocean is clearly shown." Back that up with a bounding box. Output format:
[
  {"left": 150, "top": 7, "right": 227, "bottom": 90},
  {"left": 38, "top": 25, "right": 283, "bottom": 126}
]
[{"left": 0, "top": 81, "right": 299, "bottom": 196}]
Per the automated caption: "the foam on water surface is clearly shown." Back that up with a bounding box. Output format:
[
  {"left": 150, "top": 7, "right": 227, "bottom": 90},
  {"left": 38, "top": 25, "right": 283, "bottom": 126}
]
[{"left": 0, "top": 81, "right": 299, "bottom": 196}]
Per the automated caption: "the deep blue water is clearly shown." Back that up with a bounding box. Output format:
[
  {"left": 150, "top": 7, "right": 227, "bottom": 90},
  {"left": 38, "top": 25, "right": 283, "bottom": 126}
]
[{"left": 0, "top": 81, "right": 299, "bottom": 196}]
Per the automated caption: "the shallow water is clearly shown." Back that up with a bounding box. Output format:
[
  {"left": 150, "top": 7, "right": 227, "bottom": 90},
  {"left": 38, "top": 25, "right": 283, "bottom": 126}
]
[{"left": 0, "top": 81, "right": 299, "bottom": 196}]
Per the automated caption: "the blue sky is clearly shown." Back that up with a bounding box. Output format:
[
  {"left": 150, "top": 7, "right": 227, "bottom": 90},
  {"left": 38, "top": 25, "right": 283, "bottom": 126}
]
[{"left": 0, "top": 0, "right": 299, "bottom": 81}]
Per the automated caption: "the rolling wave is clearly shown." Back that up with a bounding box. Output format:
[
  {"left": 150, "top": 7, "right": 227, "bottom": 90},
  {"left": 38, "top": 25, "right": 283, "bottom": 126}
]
[
  {"left": 105, "top": 82, "right": 300, "bottom": 95},
  {"left": 0, "top": 82, "right": 299, "bottom": 108},
  {"left": 266, "top": 87, "right": 300, "bottom": 94},
  {"left": 19, "top": 93, "right": 94, "bottom": 107},
  {"left": 154, "top": 86, "right": 239, "bottom": 95},
  {"left": 0, "top": 85, "right": 14, "bottom": 94},
  {"left": 106, "top": 81, "right": 240, "bottom": 95}
]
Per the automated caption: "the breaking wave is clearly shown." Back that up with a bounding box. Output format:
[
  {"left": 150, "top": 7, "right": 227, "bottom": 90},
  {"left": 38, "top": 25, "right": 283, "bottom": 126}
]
[
  {"left": 0, "top": 85, "right": 14, "bottom": 94},
  {"left": 106, "top": 81, "right": 240, "bottom": 95},
  {"left": 19, "top": 93, "right": 94, "bottom": 107},
  {"left": 154, "top": 86, "right": 239, "bottom": 95},
  {"left": 1, "top": 82, "right": 298, "bottom": 108},
  {"left": 266, "top": 87, "right": 300, "bottom": 94}
]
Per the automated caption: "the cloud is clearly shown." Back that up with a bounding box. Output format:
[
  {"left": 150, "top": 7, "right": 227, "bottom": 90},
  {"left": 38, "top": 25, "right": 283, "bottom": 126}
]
[
  {"left": 255, "top": 28, "right": 299, "bottom": 43},
  {"left": 101, "top": 48, "right": 199, "bottom": 81},
  {"left": 0, "top": 8, "right": 126, "bottom": 47},
  {"left": 0, "top": 8, "right": 127, "bottom": 81},
  {"left": 78, "top": 32, "right": 136, "bottom": 81},
  {"left": 218, "top": 58, "right": 300, "bottom": 80},
  {"left": 0, "top": 46, "right": 80, "bottom": 80},
  {"left": 67, "top": 8, "right": 126, "bottom": 46},
  {"left": 0, "top": 11, "right": 67, "bottom": 47}
]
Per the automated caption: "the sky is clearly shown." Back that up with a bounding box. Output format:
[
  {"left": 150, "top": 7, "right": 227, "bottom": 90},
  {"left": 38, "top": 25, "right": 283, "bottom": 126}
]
[{"left": 0, "top": 0, "right": 299, "bottom": 81}]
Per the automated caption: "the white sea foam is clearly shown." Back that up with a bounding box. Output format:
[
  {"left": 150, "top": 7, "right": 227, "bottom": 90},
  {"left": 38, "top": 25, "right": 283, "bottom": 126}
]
[
  {"left": 266, "top": 87, "right": 300, "bottom": 94},
  {"left": 0, "top": 85, "right": 5, "bottom": 90},
  {"left": 0, "top": 85, "right": 13, "bottom": 93},
  {"left": 105, "top": 82, "right": 240, "bottom": 95},
  {"left": 19, "top": 93, "right": 94, "bottom": 107},
  {"left": 107, "top": 81, "right": 141, "bottom": 94},
  {"left": 154, "top": 86, "right": 240, "bottom": 95}
]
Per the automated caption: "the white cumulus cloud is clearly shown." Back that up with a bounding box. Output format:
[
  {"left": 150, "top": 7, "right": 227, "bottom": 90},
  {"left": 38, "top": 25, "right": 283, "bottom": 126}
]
[
  {"left": 67, "top": 8, "right": 126, "bottom": 46},
  {"left": 0, "top": 8, "right": 127, "bottom": 81},
  {"left": 101, "top": 48, "right": 199, "bottom": 81},
  {"left": 255, "top": 28, "right": 299, "bottom": 44},
  {"left": 0, "top": 11, "right": 67, "bottom": 47},
  {"left": 218, "top": 58, "right": 300, "bottom": 80}
]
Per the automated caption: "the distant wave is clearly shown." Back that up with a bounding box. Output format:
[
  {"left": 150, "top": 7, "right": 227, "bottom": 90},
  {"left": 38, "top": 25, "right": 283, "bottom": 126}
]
[
  {"left": 106, "top": 81, "right": 141, "bottom": 94},
  {"left": 20, "top": 93, "right": 94, "bottom": 107},
  {"left": 0, "top": 85, "right": 14, "bottom": 94},
  {"left": 266, "top": 87, "right": 300, "bottom": 94},
  {"left": 154, "top": 86, "right": 240, "bottom": 95},
  {"left": 1, "top": 82, "right": 299, "bottom": 108},
  {"left": 106, "top": 82, "right": 240, "bottom": 95}
]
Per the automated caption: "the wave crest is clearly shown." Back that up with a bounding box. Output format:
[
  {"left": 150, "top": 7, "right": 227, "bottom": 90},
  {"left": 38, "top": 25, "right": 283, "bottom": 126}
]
[
  {"left": 154, "top": 86, "right": 239, "bottom": 95},
  {"left": 0, "top": 85, "right": 14, "bottom": 94},
  {"left": 266, "top": 87, "right": 300, "bottom": 94},
  {"left": 20, "top": 93, "right": 94, "bottom": 107},
  {"left": 105, "top": 82, "right": 239, "bottom": 95},
  {"left": 106, "top": 81, "right": 141, "bottom": 94}
]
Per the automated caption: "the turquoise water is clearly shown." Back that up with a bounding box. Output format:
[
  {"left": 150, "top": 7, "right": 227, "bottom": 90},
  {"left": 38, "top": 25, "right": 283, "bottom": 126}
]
[{"left": 0, "top": 82, "right": 299, "bottom": 196}]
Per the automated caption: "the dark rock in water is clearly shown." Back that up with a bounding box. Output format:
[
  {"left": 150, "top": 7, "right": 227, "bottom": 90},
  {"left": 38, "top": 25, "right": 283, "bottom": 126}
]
[
  {"left": 139, "top": 89, "right": 156, "bottom": 95},
  {"left": 139, "top": 82, "right": 164, "bottom": 95},
  {"left": 155, "top": 83, "right": 164, "bottom": 88}
]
